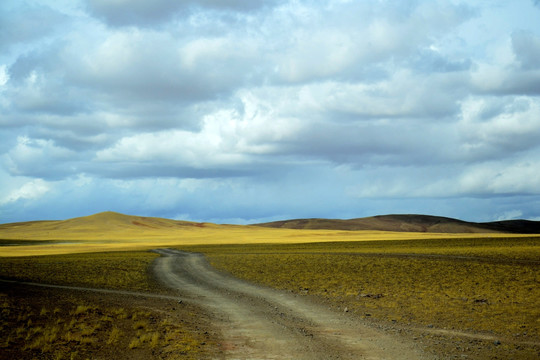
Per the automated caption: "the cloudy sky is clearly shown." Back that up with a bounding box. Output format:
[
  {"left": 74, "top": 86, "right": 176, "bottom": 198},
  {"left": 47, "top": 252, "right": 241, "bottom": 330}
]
[{"left": 1, "top": 0, "right": 540, "bottom": 224}]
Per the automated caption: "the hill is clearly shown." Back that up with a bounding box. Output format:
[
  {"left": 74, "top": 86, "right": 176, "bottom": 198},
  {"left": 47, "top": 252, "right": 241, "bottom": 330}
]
[
  {"left": 0, "top": 211, "right": 213, "bottom": 241},
  {"left": 255, "top": 214, "right": 540, "bottom": 234},
  {"left": 2, "top": 211, "right": 538, "bottom": 257}
]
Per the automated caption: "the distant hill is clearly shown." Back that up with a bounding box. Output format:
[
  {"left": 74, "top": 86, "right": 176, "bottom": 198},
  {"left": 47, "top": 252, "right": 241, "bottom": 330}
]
[
  {"left": 1, "top": 212, "right": 539, "bottom": 241},
  {"left": 254, "top": 214, "right": 540, "bottom": 234},
  {"left": 0, "top": 211, "right": 204, "bottom": 231},
  {"left": 0, "top": 211, "right": 213, "bottom": 241}
]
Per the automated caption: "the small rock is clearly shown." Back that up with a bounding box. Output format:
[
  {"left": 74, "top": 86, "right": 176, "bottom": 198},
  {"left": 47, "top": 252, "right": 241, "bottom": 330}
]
[{"left": 473, "top": 299, "right": 489, "bottom": 305}]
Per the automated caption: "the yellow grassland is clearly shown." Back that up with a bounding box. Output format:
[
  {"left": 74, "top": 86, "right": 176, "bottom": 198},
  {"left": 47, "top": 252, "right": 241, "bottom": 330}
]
[{"left": 1, "top": 214, "right": 536, "bottom": 257}]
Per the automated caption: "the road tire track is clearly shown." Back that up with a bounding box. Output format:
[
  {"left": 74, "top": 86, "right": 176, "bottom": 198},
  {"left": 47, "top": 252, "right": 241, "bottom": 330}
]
[
  {"left": 0, "top": 278, "right": 184, "bottom": 302},
  {"left": 152, "top": 248, "right": 429, "bottom": 360}
]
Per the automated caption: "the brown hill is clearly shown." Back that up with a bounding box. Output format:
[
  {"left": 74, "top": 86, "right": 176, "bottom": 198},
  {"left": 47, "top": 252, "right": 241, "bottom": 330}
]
[{"left": 255, "top": 214, "right": 540, "bottom": 234}]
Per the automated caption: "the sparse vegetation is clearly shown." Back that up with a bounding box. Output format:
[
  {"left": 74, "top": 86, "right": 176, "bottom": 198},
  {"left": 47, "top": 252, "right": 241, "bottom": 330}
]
[
  {"left": 0, "top": 293, "right": 213, "bottom": 359},
  {"left": 0, "top": 250, "right": 218, "bottom": 359},
  {"left": 0, "top": 251, "right": 159, "bottom": 291},
  {"left": 199, "top": 237, "right": 540, "bottom": 358},
  {"left": 1, "top": 212, "right": 539, "bottom": 359}
]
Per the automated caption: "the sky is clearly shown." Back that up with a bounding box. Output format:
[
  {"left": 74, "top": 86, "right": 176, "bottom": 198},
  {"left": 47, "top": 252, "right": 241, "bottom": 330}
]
[{"left": 1, "top": 0, "right": 540, "bottom": 224}]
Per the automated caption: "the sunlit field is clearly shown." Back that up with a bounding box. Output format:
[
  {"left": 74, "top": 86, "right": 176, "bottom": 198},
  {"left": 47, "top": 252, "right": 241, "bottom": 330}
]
[{"left": 1, "top": 212, "right": 534, "bottom": 257}]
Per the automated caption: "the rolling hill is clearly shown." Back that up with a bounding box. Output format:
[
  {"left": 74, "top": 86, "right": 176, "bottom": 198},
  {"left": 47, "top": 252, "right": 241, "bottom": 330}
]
[
  {"left": 255, "top": 214, "right": 540, "bottom": 234},
  {"left": 1, "top": 211, "right": 538, "bottom": 257},
  {"left": 2, "top": 212, "right": 540, "bottom": 236},
  {"left": 1, "top": 212, "right": 539, "bottom": 244}
]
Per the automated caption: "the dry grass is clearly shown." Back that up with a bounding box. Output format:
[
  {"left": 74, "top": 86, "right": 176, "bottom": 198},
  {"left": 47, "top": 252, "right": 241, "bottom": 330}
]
[
  {"left": 202, "top": 238, "right": 540, "bottom": 345},
  {"left": 0, "top": 251, "right": 159, "bottom": 291},
  {"left": 0, "top": 249, "right": 217, "bottom": 359},
  {"left": 0, "top": 295, "right": 211, "bottom": 359}
]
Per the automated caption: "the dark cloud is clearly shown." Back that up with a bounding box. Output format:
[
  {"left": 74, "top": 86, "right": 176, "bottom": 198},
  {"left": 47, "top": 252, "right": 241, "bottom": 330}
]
[
  {"left": 2, "top": 137, "right": 81, "bottom": 180},
  {"left": 61, "top": 31, "right": 254, "bottom": 104},
  {"left": 84, "top": 0, "right": 281, "bottom": 27},
  {"left": 411, "top": 49, "right": 472, "bottom": 73},
  {"left": 28, "top": 128, "right": 114, "bottom": 152},
  {"left": 0, "top": 2, "right": 67, "bottom": 52},
  {"left": 88, "top": 163, "right": 254, "bottom": 180},
  {"left": 512, "top": 31, "right": 540, "bottom": 70}
]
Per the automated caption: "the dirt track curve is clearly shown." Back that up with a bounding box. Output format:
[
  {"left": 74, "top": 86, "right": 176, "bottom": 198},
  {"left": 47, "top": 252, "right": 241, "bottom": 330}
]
[{"left": 152, "top": 248, "right": 430, "bottom": 360}]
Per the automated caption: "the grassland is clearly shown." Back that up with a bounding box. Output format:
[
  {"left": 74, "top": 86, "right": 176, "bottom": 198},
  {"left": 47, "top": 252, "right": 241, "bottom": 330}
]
[
  {"left": 0, "top": 251, "right": 159, "bottom": 291},
  {"left": 1, "top": 212, "right": 539, "bottom": 359},
  {"left": 0, "top": 251, "right": 218, "bottom": 359},
  {"left": 194, "top": 237, "right": 540, "bottom": 359},
  {"left": 0, "top": 290, "right": 213, "bottom": 360},
  {"left": 1, "top": 211, "right": 534, "bottom": 257}
]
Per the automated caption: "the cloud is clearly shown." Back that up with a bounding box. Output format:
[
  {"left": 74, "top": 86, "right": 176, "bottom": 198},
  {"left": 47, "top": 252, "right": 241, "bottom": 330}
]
[
  {"left": 1, "top": 0, "right": 540, "bottom": 224},
  {"left": 92, "top": 98, "right": 303, "bottom": 178},
  {"left": 512, "top": 31, "right": 540, "bottom": 70},
  {"left": 58, "top": 29, "right": 255, "bottom": 104},
  {"left": 471, "top": 31, "right": 540, "bottom": 95},
  {"left": 84, "top": 0, "right": 281, "bottom": 27},
  {"left": 0, "top": 2, "right": 68, "bottom": 53},
  {"left": 0, "top": 65, "right": 8, "bottom": 86},
  {"left": 455, "top": 160, "right": 540, "bottom": 196},
  {"left": 3, "top": 136, "right": 79, "bottom": 179},
  {"left": 458, "top": 96, "right": 540, "bottom": 161},
  {"left": 0, "top": 178, "right": 50, "bottom": 205},
  {"left": 270, "top": 1, "right": 474, "bottom": 84}
]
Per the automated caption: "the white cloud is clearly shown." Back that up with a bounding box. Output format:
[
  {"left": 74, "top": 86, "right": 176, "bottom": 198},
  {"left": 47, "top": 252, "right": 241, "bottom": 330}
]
[
  {"left": 457, "top": 161, "right": 540, "bottom": 195},
  {"left": 493, "top": 210, "right": 523, "bottom": 221},
  {"left": 95, "top": 94, "right": 303, "bottom": 171},
  {"left": 0, "top": 65, "right": 8, "bottom": 86},
  {"left": 458, "top": 96, "right": 540, "bottom": 159},
  {"left": 95, "top": 129, "right": 247, "bottom": 167},
  {"left": 1, "top": 178, "right": 50, "bottom": 205}
]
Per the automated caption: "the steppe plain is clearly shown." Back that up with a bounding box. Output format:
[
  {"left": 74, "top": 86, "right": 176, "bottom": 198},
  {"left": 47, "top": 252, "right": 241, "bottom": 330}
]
[{"left": 1, "top": 211, "right": 539, "bottom": 359}]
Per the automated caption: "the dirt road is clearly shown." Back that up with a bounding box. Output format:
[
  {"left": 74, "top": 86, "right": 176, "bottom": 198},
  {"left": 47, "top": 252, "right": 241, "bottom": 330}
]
[{"left": 152, "top": 249, "right": 430, "bottom": 360}]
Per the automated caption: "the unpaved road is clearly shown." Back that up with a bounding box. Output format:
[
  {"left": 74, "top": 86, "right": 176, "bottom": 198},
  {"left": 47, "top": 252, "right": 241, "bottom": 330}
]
[{"left": 152, "top": 248, "right": 430, "bottom": 360}]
